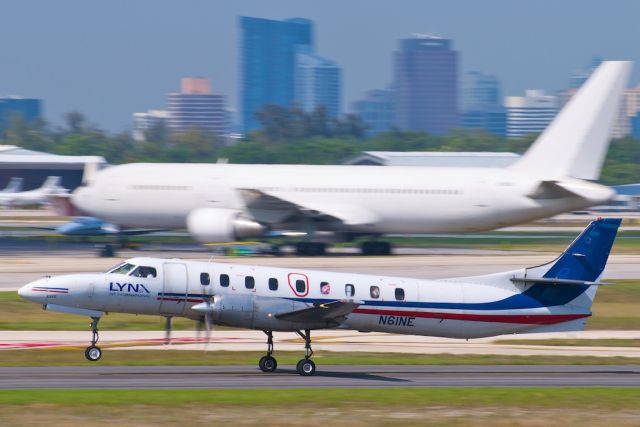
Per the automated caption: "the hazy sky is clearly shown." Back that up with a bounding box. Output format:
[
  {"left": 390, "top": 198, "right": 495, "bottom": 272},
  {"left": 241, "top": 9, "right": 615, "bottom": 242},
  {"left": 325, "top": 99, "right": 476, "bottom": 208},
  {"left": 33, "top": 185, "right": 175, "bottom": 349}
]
[{"left": 1, "top": 0, "right": 638, "bottom": 132}]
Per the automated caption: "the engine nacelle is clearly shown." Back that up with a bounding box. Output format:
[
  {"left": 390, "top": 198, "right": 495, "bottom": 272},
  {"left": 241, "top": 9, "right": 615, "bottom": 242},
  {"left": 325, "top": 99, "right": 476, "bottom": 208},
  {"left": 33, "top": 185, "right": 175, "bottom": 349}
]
[{"left": 186, "top": 208, "right": 266, "bottom": 242}]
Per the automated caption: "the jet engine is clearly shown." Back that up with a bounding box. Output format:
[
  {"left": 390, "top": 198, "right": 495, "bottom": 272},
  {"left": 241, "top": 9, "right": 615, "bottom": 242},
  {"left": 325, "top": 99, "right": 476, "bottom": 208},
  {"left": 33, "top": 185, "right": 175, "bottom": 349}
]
[{"left": 186, "top": 208, "right": 266, "bottom": 242}]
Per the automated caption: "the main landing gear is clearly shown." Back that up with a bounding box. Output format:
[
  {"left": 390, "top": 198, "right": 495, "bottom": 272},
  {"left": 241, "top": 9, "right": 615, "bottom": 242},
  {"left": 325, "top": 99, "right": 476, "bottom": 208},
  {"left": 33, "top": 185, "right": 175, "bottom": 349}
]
[
  {"left": 258, "top": 329, "right": 316, "bottom": 376},
  {"left": 84, "top": 316, "right": 102, "bottom": 362}
]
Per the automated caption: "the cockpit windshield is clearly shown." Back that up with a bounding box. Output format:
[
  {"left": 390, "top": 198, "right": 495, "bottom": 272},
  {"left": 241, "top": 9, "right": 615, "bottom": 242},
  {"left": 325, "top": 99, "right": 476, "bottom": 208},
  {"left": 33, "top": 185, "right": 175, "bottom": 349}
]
[
  {"left": 108, "top": 263, "right": 136, "bottom": 275},
  {"left": 129, "top": 266, "right": 157, "bottom": 278}
]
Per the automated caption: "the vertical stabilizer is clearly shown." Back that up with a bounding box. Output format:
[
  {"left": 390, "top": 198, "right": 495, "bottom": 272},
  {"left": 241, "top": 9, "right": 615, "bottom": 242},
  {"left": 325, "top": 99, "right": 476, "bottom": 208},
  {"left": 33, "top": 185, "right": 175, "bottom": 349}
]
[
  {"left": 510, "top": 61, "right": 632, "bottom": 180},
  {"left": 39, "top": 176, "right": 61, "bottom": 190},
  {"left": 1, "top": 177, "right": 23, "bottom": 193}
]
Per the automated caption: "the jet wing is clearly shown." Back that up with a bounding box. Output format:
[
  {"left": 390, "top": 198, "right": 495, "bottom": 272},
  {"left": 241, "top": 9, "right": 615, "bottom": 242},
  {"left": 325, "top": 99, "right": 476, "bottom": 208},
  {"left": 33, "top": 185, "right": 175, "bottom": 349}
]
[
  {"left": 238, "top": 189, "right": 378, "bottom": 226},
  {"left": 275, "top": 300, "right": 361, "bottom": 326}
]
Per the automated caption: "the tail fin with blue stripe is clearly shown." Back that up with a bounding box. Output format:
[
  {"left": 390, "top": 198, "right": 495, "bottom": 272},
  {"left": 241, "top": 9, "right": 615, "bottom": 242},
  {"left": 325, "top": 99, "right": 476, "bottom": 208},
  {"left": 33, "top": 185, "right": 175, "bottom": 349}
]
[{"left": 541, "top": 218, "right": 621, "bottom": 282}]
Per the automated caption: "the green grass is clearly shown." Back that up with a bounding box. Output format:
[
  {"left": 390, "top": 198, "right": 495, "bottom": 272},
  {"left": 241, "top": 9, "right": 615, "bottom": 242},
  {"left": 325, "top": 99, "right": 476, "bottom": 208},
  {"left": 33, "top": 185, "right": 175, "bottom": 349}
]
[
  {"left": 1, "top": 388, "right": 640, "bottom": 427},
  {"left": 2, "top": 349, "right": 640, "bottom": 367},
  {"left": 0, "top": 387, "right": 637, "bottom": 408}
]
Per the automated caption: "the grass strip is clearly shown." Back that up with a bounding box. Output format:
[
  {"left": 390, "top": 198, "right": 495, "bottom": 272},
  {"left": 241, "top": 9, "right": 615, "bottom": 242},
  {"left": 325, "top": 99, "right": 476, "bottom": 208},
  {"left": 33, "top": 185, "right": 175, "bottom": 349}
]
[{"left": 0, "top": 388, "right": 638, "bottom": 409}]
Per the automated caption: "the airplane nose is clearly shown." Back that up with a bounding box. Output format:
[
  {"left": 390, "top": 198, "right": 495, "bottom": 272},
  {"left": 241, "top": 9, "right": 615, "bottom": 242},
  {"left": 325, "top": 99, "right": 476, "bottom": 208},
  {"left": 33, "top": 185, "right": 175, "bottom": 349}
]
[{"left": 17, "top": 284, "right": 29, "bottom": 298}]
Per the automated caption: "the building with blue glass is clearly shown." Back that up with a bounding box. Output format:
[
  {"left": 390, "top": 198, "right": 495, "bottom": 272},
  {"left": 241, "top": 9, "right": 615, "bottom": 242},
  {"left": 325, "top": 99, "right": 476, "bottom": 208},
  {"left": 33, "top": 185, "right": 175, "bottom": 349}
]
[
  {"left": 294, "top": 47, "right": 341, "bottom": 118},
  {"left": 239, "top": 16, "right": 313, "bottom": 133},
  {"left": 0, "top": 97, "right": 42, "bottom": 132},
  {"left": 460, "top": 71, "right": 506, "bottom": 137},
  {"left": 352, "top": 89, "right": 396, "bottom": 135},
  {"left": 394, "top": 35, "right": 458, "bottom": 136}
]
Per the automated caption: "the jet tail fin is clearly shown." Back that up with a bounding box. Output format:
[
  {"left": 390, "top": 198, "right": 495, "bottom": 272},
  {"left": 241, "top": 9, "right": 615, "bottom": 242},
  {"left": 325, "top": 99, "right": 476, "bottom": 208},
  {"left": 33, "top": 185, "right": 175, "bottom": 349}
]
[
  {"left": 509, "top": 61, "right": 632, "bottom": 180},
  {"left": 39, "top": 176, "right": 62, "bottom": 190},
  {"left": 1, "top": 177, "right": 23, "bottom": 193}
]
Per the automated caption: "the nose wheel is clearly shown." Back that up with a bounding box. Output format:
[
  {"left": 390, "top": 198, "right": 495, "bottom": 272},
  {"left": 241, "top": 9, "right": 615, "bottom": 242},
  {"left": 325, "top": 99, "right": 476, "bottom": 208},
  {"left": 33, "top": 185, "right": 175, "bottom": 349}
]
[
  {"left": 84, "top": 316, "right": 102, "bottom": 362},
  {"left": 258, "top": 331, "right": 278, "bottom": 372}
]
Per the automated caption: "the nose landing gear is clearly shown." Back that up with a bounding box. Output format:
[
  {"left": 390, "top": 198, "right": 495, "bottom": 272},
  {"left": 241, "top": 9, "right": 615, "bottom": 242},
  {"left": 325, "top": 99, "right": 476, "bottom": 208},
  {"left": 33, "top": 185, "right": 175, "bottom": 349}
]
[{"left": 84, "top": 316, "right": 102, "bottom": 361}]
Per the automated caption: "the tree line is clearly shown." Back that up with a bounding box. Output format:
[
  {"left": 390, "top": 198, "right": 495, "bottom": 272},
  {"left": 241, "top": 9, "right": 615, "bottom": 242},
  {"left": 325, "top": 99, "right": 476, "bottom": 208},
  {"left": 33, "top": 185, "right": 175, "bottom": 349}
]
[{"left": 1, "top": 107, "right": 638, "bottom": 185}]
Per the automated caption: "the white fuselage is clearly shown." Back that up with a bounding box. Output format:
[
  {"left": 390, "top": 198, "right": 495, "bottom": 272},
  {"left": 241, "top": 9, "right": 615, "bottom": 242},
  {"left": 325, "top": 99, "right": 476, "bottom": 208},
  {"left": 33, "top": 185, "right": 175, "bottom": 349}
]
[
  {"left": 72, "top": 163, "right": 613, "bottom": 234},
  {"left": 20, "top": 257, "right": 592, "bottom": 340}
]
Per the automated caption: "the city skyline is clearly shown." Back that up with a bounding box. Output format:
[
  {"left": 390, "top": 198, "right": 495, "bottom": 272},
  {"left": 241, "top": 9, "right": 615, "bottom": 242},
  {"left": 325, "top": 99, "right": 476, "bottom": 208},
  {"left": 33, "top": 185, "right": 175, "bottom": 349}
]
[{"left": 0, "top": 0, "right": 639, "bottom": 132}]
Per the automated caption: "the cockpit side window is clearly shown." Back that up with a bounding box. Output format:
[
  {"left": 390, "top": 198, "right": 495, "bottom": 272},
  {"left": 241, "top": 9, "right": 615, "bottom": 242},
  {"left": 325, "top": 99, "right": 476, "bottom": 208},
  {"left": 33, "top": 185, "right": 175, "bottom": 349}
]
[
  {"left": 109, "top": 263, "right": 135, "bottom": 275},
  {"left": 129, "top": 266, "right": 157, "bottom": 278}
]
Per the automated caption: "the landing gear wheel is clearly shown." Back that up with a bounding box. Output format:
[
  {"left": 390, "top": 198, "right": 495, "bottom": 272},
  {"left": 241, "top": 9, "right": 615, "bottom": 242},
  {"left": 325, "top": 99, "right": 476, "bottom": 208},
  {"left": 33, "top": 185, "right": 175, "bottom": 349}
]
[
  {"left": 296, "top": 359, "right": 316, "bottom": 376},
  {"left": 85, "top": 345, "right": 102, "bottom": 362},
  {"left": 258, "top": 355, "right": 278, "bottom": 373}
]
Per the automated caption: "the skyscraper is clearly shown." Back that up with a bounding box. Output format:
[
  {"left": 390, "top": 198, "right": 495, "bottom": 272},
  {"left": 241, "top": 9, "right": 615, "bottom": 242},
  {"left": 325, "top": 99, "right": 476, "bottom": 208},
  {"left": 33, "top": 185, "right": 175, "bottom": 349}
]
[
  {"left": 0, "top": 97, "right": 42, "bottom": 132},
  {"left": 240, "top": 16, "right": 313, "bottom": 132},
  {"left": 460, "top": 71, "right": 506, "bottom": 137},
  {"left": 505, "top": 90, "right": 558, "bottom": 138},
  {"left": 394, "top": 35, "right": 458, "bottom": 135},
  {"left": 167, "top": 77, "right": 228, "bottom": 135},
  {"left": 352, "top": 89, "right": 396, "bottom": 135},
  {"left": 294, "top": 46, "right": 341, "bottom": 118}
]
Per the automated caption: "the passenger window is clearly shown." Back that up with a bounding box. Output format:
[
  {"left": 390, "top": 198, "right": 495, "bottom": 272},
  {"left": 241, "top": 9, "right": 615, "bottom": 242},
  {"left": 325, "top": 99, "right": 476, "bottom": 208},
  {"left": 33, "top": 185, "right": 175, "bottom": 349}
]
[
  {"left": 245, "top": 276, "right": 255, "bottom": 289},
  {"left": 220, "top": 274, "right": 230, "bottom": 287},
  {"left": 200, "top": 273, "right": 210, "bottom": 286},
  {"left": 345, "top": 284, "right": 355, "bottom": 297},
  {"left": 296, "top": 279, "right": 306, "bottom": 294},
  {"left": 268, "top": 278, "right": 278, "bottom": 291},
  {"left": 370, "top": 286, "right": 380, "bottom": 299},
  {"left": 395, "top": 288, "right": 405, "bottom": 301},
  {"left": 129, "top": 266, "right": 157, "bottom": 278},
  {"left": 320, "top": 281, "right": 330, "bottom": 295}
]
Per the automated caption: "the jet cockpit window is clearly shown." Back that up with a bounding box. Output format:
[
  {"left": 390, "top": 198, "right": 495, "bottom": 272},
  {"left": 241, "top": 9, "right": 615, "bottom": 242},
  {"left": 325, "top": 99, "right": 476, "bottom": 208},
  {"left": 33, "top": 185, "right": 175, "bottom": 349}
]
[
  {"left": 109, "top": 263, "right": 135, "bottom": 275},
  {"left": 130, "top": 266, "right": 157, "bottom": 278}
]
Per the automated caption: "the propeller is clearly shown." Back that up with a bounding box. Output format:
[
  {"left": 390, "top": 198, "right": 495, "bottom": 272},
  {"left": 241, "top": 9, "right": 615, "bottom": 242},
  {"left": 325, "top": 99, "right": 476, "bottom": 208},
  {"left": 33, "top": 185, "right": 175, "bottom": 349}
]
[
  {"left": 164, "top": 315, "right": 173, "bottom": 346},
  {"left": 195, "top": 273, "right": 214, "bottom": 347}
]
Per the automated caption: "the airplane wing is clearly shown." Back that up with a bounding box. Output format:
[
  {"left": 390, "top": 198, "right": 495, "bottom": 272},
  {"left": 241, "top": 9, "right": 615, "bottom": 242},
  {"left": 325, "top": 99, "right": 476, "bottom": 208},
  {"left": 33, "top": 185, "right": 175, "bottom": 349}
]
[
  {"left": 275, "top": 300, "right": 361, "bottom": 326},
  {"left": 238, "top": 189, "right": 378, "bottom": 226}
]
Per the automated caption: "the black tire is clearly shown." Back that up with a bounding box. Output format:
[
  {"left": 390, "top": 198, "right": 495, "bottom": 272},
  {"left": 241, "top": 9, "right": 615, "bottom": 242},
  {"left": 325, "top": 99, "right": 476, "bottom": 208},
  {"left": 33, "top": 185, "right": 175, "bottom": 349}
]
[
  {"left": 85, "top": 345, "right": 102, "bottom": 362},
  {"left": 258, "top": 355, "right": 277, "bottom": 373},
  {"left": 296, "top": 359, "right": 316, "bottom": 376}
]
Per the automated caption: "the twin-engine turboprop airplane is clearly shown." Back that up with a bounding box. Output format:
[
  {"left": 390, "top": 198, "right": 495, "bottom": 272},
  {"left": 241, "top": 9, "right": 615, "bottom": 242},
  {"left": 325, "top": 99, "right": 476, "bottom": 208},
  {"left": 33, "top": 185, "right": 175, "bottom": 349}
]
[{"left": 19, "top": 218, "right": 620, "bottom": 376}]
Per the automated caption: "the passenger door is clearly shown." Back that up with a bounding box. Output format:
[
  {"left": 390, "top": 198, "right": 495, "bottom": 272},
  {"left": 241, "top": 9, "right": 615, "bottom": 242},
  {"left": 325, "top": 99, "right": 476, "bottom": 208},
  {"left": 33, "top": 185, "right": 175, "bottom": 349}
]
[{"left": 160, "top": 262, "right": 188, "bottom": 315}]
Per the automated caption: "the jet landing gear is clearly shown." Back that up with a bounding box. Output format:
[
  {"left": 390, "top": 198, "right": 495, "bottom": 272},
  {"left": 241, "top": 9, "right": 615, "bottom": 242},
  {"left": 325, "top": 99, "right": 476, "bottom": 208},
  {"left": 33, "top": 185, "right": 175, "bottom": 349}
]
[
  {"left": 258, "top": 331, "right": 277, "bottom": 373},
  {"left": 295, "top": 330, "right": 315, "bottom": 376},
  {"left": 84, "top": 316, "right": 102, "bottom": 362}
]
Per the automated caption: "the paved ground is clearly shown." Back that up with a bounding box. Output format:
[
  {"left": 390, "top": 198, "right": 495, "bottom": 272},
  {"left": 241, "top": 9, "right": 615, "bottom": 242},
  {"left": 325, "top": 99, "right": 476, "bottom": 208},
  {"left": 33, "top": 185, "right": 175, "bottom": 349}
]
[
  {"left": 3, "top": 330, "right": 640, "bottom": 357},
  {"left": 1, "top": 365, "right": 639, "bottom": 388}
]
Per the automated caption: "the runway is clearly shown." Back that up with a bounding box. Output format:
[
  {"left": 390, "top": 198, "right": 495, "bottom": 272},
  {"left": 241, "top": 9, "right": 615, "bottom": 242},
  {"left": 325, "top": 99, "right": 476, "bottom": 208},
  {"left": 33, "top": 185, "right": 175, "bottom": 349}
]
[{"left": 1, "top": 365, "right": 639, "bottom": 388}]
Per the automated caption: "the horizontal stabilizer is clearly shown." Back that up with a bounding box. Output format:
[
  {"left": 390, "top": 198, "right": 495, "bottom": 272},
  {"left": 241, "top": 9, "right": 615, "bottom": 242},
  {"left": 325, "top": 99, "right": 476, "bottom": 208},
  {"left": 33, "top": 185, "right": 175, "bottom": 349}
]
[
  {"left": 276, "top": 300, "right": 360, "bottom": 325},
  {"left": 510, "top": 277, "right": 610, "bottom": 286}
]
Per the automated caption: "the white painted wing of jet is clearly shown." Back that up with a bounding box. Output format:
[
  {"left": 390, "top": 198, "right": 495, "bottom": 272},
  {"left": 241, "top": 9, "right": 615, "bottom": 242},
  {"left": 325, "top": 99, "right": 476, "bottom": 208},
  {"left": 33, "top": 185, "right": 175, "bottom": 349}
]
[{"left": 238, "top": 188, "right": 379, "bottom": 226}]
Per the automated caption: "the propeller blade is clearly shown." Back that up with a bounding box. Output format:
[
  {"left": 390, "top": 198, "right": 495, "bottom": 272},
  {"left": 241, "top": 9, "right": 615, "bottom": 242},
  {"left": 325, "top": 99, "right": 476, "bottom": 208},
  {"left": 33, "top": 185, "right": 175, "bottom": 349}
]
[{"left": 164, "top": 316, "right": 172, "bottom": 346}]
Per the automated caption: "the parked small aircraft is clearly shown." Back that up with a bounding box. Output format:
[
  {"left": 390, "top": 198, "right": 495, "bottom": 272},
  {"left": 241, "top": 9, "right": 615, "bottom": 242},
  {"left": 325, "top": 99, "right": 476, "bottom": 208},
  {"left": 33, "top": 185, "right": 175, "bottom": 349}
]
[
  {"left": 0, "top": 176, "right": 67, "bottom": 208},
  {"left": 19, "top": 218, "right": 620, "bottom": 375},
  {"left": 0, "top": 177, "right": 23, "bottom": 194}
]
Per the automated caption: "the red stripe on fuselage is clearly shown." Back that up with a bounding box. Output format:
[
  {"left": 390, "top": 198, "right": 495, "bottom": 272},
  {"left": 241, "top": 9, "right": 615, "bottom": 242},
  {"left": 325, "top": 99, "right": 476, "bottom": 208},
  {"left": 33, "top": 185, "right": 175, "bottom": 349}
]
[
  {"left": 352, "top": 308, "right": 590, "bottom": 325},
  {"left": 32, "top": 289, "right": 68, "bottom": 294}
]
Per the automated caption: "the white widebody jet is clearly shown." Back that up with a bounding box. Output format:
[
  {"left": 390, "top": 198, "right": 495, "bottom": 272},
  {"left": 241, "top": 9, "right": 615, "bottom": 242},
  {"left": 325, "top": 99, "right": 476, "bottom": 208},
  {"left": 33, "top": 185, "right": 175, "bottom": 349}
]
[
  {"left": 0, "top": 176, "right": 67, "bottom": 208},
  {"left": 19, "top": 218, "right": 620, "bottom": 375},
  {"left": 70, "top": 62, "right": 630, "bottom": 255}
]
